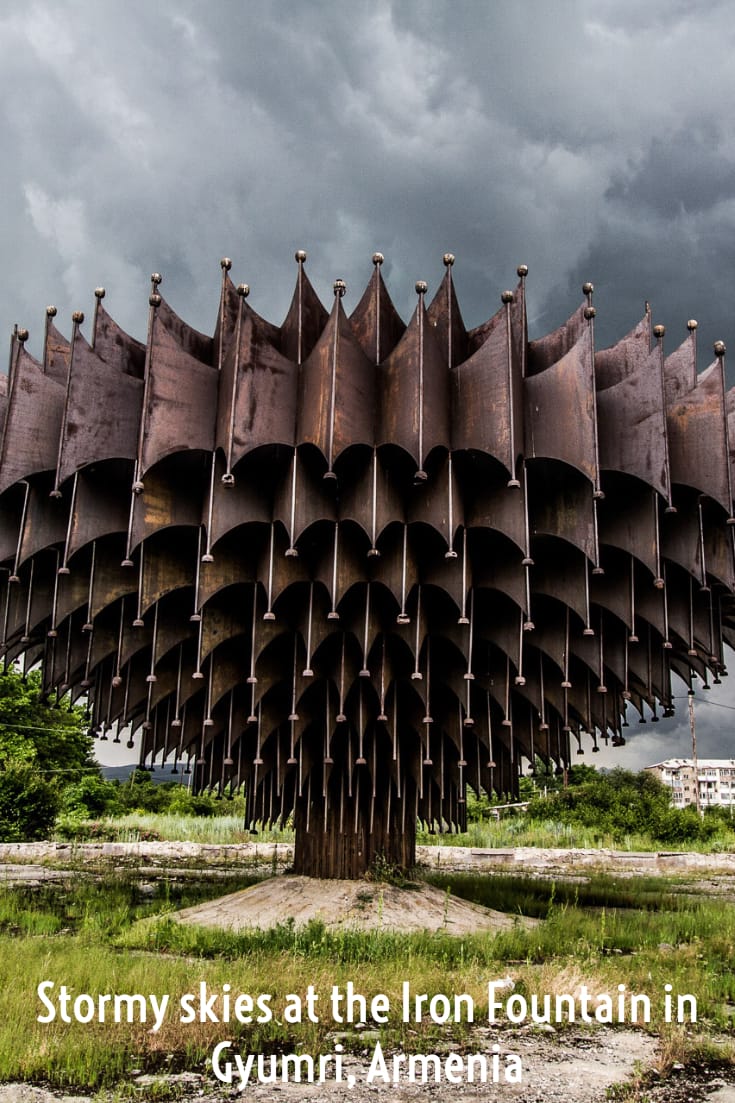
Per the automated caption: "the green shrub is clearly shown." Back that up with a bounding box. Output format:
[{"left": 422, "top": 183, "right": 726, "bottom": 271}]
[
  {"left": 526, "top": 767, "right": 735, "bottom": 847},
  {"left": 59, "top": 774, "right": 120, "bottom": 818},
  {"left": 0, "top": 763, "right": 59, "bottom": 841}
]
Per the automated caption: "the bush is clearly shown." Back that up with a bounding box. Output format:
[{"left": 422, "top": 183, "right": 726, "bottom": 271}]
[
  {"left": 526, "top": 767, "right": 733, "bottom": 847},
  {"left": 54, "top": 818, "right": 163, "bottom": 842},
  {"left": 0, "top": 764, "right": 59, "bottom": 841},
  {"left": 649, "top": 805, "right": 707, "bottom": 844},
  {"left": 60, "top": 775, "right": 120, "bottom": 818},
  {"left": 108, "top": 771, "right": 245, "bottom": 819}
]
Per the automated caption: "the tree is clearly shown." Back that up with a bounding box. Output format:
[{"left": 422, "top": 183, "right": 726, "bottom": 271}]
[
  {"left": 525, "top": 765, "right": 726, "bottom": 845},
  {"left": 0, "top": 666, "right": 93, "bottom": 840},
  {"left": 0, "top": 667, "right": 92, "bottom": 777}
]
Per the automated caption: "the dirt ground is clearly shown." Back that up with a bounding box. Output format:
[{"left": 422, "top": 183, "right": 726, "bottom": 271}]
[
  {"left": 0, "top": 1027, "right": 658, "bottom": 1102},
  {"left": 171, "top": 873, "right": 537, "bottom": 933},
  {"left": 1, "top": 1028, "right": 734, "bottom": 1103}
]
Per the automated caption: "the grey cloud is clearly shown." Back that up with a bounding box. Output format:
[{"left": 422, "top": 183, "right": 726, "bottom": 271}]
[
  {"left": 595, "top": 666, "right": 735, "bottom": 772},
  {"left": 605, "top": 128, "right": 735, "bottom": 219}
]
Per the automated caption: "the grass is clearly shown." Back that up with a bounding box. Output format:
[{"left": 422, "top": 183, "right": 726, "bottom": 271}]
[
  {"left": 53, "top": 812, "right": 295, "bottom": 845},
  {"left": 417, "top": 816, "right": 735, "bottom": 853},
  {"left": 0, "top": 873, "right": 265, "bottom": 939},
  {"left": 422, "top": 870, "right": 698, "bottom": 916},
  {"left": 0, "top": 868, "right": 734, "bottom": 1092},
  {"left": 53, "top": 809, "right": 735, "bottom": 853}
]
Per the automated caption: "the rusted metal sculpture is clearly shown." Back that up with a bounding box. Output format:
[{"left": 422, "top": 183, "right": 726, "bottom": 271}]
[{"left": 2, "top": 253, "right": 734, "bottom": 877}]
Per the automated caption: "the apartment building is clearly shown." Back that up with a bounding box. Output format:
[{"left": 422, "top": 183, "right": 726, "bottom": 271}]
[{"left": 645, "top": 759, "right": 735, "bottom": 809}]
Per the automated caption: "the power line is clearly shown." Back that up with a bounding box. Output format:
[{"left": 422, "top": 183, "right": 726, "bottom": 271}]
[
  {"left": 0, "top": 720, "right": 85, "bottom": 735},
  {"left": 671, "top": 696, "right": 735, "bottom": 712}
]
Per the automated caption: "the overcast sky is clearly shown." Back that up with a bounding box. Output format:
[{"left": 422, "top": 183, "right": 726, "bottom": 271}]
[{"left": 3, "top": 0, "right": 735, "bottom": 770}]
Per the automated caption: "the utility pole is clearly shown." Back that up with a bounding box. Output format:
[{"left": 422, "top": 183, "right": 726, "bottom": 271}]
[{"left": 688, "top": 689, "right": 702, "bottom": 818}]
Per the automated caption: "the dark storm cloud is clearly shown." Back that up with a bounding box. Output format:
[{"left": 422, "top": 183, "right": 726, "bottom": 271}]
[
  {"left": 544, "top": 121, "right": 735, "bottom": 367},
  {"left": 595, "top": 679, "right": 735, "bottom": 773},
  {"left": 3, "top": 0, "right": 735, "bottom": 763},
  {"left": 4, "top": 0, "right": 734, "bottom": 352},
  {"left": 605, "top": 128, "right": 733, "bottom": 219}
]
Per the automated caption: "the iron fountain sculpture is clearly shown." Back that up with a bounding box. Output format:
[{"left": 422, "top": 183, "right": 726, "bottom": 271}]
[{"left": 1, "top": 252, "right": 734, "bottom": 877}]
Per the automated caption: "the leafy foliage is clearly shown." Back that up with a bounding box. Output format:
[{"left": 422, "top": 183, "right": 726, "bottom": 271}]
[
  {"left": 0, "top": 667, "right": 92, "bottom": 841},
  {"left": 109, "top": 769, "right": 244, "bottom": 817},
  {"left": 0, "top": 763, "right": 59, "bottom": 841},
  {"left": 59, "top": 774, "right": 121, "bottom": 817},
  {"left": 525, "top": 766, "right": 726, "bottom": 845},
  {"left": 0, "top": 668, "right": 91, "bottom": 776}
]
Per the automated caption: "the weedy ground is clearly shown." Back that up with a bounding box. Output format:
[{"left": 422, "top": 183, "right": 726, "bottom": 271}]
[
  {"left": 56, "top": 809, "right": 735, "bottom": 853},
  {"left": 0, "top": 865, "right": 733, "bottom": 1096}
]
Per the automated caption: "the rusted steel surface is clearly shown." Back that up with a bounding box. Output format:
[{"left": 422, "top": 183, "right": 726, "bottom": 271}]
[
  {"left": 348, "top": 257, "right": 405, "bottom": 366},
  {"left": 297, "top": 298, "right": 375, "bottom": 470},
  {"left": 0, "top": 345, "right": 64, "bottom": 495},
  {"left": 379, "top": 292, "right": 450, "bottom": 472},
  {"left": 594, "top": 310, "right": 651, "bottom": 390},
  {"left": 666, "top": 358, "right": 733, "bottom": 517},
  {"left": 56, "top": 330, "right": 143, "bottom": 486},
  {"left": 525, "top": 324, "right": 598, "bottom": 484},
  {"left": 139, "top": 299, "right": 217, "bottom": 475},
  {"left": 217, "top": 294, "right": 298, "bottom": 467},
  {"left": 452, "top": 284, "right": 523, "bottom": 479},
  {"left": 596, "top": 342, "right": 670, "bottom": 499},
  {"left": 2, "top": 252, "right": 735, "bottom": 875}
]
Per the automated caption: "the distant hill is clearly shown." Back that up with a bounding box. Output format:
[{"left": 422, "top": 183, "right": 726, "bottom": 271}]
[{"left": 100, "top": 763, "right": 187, "bottom": 785}]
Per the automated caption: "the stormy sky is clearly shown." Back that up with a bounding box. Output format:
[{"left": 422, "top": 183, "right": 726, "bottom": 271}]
[{"left": 2, "top": 0, "right": 735, "bottom": 770}]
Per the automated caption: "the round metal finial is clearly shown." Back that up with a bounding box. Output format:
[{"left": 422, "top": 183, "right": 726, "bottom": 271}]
[
  {"left": 517, "top": 264, "right": 528, "bottom": 278},
  {"left": 584, "top": 306, "right": 596, "bottom": 320},
  {"left": 220, "top": 257, "right": 232, "bottom": 271},
  {"left": 372, "top": 252, "right": 384, "bottom": 266},
  {"left": 237, "top": 283, "right": 250, "bottom": 298},
  {"left": 443, "top": 253, "right": 455, "bottom": 267},
  {"left": 687, "top": 319, "right": 698, "bottom": 332},
  {"left": 149, "top": 293, "right": 162, "bottom": 308},
  {"left": 295, "top": 249, "right": 307, "bottom": 263},
  {"left": 72, "top": 311, "right": 84, "bottom": 325},
  {"left": 415, "top": 280, "right": 427, "bottom": 295},
  {"left": 94, "top": 287, "right": 105, "bottom": 300},
  {"left": 46, "top": 305, "right": 57, "bottom": 318},
  {"left": 151, "top": 273, "right": 162, "bottom": 286},
  {"left": 333, "top": 279, "right": 346, "bottom": 297},
  {"left": 653, "top": 324, "right": 665, "bottom": 340},
  {"left": 582, "top": 282, "right": 594, "bottom": 296},
  {"left": 501, "top": 290, "right": 514, "bottom": 304},
  {"left": 714, "top": 340, "right": 726, "bottom": 357},
  {"left": 16, "top": 328, "right": 29, "bottom": 343}
]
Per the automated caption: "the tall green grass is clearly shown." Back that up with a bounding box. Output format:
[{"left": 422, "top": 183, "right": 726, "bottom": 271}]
[
  {"left": 417, "top": 817, "right": 735, "bottom": 852},
  {"left": 54, "top": 813, "right": 295, "bottom": 845},
  {"left": 56, "top": 810, "right": 734, "bottom": 852}
]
